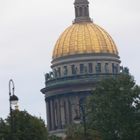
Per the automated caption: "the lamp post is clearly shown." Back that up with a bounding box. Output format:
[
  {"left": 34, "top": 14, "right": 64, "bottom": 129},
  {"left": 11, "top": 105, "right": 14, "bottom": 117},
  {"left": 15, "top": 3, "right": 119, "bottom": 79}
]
[{"left": 9, "top": 79, "right": 19, "bottom": 140}]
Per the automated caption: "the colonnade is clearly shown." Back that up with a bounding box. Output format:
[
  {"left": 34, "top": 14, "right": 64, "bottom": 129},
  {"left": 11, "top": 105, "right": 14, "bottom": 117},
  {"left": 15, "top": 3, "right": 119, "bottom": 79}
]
[
  {"left": 46, "top": 95, "right": 81, "bottom": 131},
  {"left": 75, "top": 6, "right": 89, "bottom": 17}
]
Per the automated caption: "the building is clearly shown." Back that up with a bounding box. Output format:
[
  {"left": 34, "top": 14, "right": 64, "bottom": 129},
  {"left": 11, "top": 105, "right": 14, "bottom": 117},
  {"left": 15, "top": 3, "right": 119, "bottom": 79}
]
[{"left": 41, "top": 0, "right": 121, "bottom": 137}]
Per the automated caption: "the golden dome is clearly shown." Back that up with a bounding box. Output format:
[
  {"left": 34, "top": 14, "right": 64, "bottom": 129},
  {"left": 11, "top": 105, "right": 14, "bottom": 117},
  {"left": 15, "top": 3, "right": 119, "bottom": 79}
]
[{"left": 53, "top": 22, "right": 118, "bottom": 59}]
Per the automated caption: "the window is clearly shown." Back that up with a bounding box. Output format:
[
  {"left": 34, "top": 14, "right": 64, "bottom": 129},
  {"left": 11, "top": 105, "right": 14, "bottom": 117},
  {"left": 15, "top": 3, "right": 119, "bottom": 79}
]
[
  {"left": 57, "top": 67, "right": 61, "bottom": 77},
  {"left": 71, "top": 65, "right": 76, "bottom": 75},
  {"left": 80, "top": 64, "right": 84, "bottom": 74},
  {"left": 88, "top": 63, "right": 93, "bottom": 73},
  {"left": 63, "top": 66, "right": 68, "bottom": 76},
  {"left": 116, "top": 64, "right": 119, "bottom": 73},
  {"left": 96, "top": 63, "right": 101, "bottom": 73},
  {"left": 105, "top": 63, "right": 109, "bottom": 73},
  {"left": 112, "top": 63, "right": 119, "bottom": 74},
  {"left": 112, "top": 63, "right": 114, "bottom": 73}
]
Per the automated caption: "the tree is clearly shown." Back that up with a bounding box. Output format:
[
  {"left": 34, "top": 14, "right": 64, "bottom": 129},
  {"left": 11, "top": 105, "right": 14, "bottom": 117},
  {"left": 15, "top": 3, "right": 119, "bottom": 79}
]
[
  {"left": 0, "top": 110, "right": 48, "bottom": 140},
  {"left": 87, "top": 74, "right": 140, "bottom": 140},
  {"left": 0, "top": 118, "right": 9, "bottom": 140},
  {"left": 65, "top": 123, "right": 85, "bottom": 140},
  {"left": 48, "top": 135, "right": 62, "bottom": 140},
  {"left": 64, "top": 123, "right": 102, "bottom": 140}
]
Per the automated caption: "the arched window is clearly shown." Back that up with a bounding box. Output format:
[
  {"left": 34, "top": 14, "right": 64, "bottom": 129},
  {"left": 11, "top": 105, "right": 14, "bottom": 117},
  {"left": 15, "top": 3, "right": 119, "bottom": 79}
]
[
  {"left": 112, "top": 63, "right": 119, "bottom": 74},
  {"left": 71, "top": 65, "right": 77, "bottom": 75},
  {"left": 105, "top": 63, "right": 109, "bottom": 73},
  {"left": 88, "top": 63, "right": 93, "bottom": 73},
  {"left": 116, "top": 64, "right": 119, "bottom": 73},
  {"left": 57, "top": 67, "right": 61, "bottom": 77},
  {"left": 63, "top": 66, "right": 68, "bottom": 76},
  {"left": 80, "top": 64, "right": 84, "bottom": 74},
  {"left": 96, "top": 63, "right": 101, "bottom": 73}
]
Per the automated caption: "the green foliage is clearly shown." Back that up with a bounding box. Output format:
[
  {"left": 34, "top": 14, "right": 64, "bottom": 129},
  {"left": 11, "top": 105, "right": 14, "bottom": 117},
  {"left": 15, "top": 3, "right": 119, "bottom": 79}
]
[
  {"left": 0, "top": 118, "right": 10, "bottom": 140},
  {"left": 63, "top": 74, "right": 140, "bottom": 140},
  {"left": 0, "top": 110, "right": 48, "bottom": 140},
  {"left": 65, "top": 123, "right": 101, "bottom": 140},
  {"left": 48, "top": 135, "right": 62, "bottom": 140},
  {"left": 87, "top": 74, "right": 140, "bottom": 140},
  {"left": 65, "top": 123, "right": 85, "bottom": 140}
]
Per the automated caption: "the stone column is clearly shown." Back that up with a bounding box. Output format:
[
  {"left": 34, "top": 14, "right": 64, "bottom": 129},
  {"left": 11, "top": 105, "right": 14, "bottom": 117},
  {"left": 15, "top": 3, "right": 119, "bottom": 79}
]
[
  {"left": 46, "top": 101, "right": 51, "bottom": 130},
  {"left": 82, "top": 6, "right": 85, "bottom": 17},
  {"left": 76, "top": 96, "right": 80, "bottom": 118},
  {"left": 54, "top": 100, "right": 58, "bottom": 129},
  {"left": 70, "top": 96, "right": 76, "bottom": 122},
  {"left": 77, "top": 7, "right": 80, "bottom": 17},
  {"left": 50, "top": 99, "right": 55, "bottom": 130},
  {"left": 65, "top": 97, "right": 70, "bottom": 124},
  {"left": 68, "top": 97, "right": 72, "bottom": 123},
  {"left": 57, "top": 98, "right": 62, "bottom": 129},
  {"left": 60, "top": 98, "right": 65, "bottom": 128}
]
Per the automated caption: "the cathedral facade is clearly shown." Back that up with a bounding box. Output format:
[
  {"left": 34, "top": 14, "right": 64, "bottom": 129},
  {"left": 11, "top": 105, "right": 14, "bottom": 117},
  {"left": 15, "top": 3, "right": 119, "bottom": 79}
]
[{"left": 41, "top": 0, "right": 121, "bottom": 136}]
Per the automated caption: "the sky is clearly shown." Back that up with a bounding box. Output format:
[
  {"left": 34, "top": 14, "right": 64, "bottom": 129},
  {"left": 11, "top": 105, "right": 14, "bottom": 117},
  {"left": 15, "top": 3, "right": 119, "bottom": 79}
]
[{"left": 0, "top": 0, "right": 140, "bottom": 122}]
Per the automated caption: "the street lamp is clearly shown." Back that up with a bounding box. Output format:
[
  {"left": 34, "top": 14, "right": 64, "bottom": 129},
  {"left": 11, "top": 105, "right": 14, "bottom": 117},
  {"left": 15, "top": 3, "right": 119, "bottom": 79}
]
[{"left": 9, "top": 79, "right": 19, "bottom": 140}]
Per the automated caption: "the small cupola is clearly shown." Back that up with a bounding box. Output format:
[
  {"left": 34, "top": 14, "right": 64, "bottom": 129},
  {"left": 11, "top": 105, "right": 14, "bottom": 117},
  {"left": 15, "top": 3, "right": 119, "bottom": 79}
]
[{"left": 74, "top": 0, "right": 92, "bottom": 23}]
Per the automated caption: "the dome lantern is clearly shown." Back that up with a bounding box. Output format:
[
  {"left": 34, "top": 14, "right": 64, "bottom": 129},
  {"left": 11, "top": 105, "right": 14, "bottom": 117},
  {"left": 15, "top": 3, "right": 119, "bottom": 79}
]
[{"left": 74, "top": 0, "right": 92, "bottom": 23}]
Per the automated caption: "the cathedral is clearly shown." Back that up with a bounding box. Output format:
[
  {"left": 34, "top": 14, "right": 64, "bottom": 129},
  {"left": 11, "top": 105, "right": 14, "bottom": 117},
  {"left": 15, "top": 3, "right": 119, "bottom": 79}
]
[{"left": 41, "top": 0, "right": 121, "bottom": 137}]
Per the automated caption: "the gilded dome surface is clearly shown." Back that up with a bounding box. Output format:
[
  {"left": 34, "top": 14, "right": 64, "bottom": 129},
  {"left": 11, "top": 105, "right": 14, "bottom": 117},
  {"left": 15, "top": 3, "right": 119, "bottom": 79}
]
[{"left": 53, "top": 22, "right": 118, "bottom": 59}]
